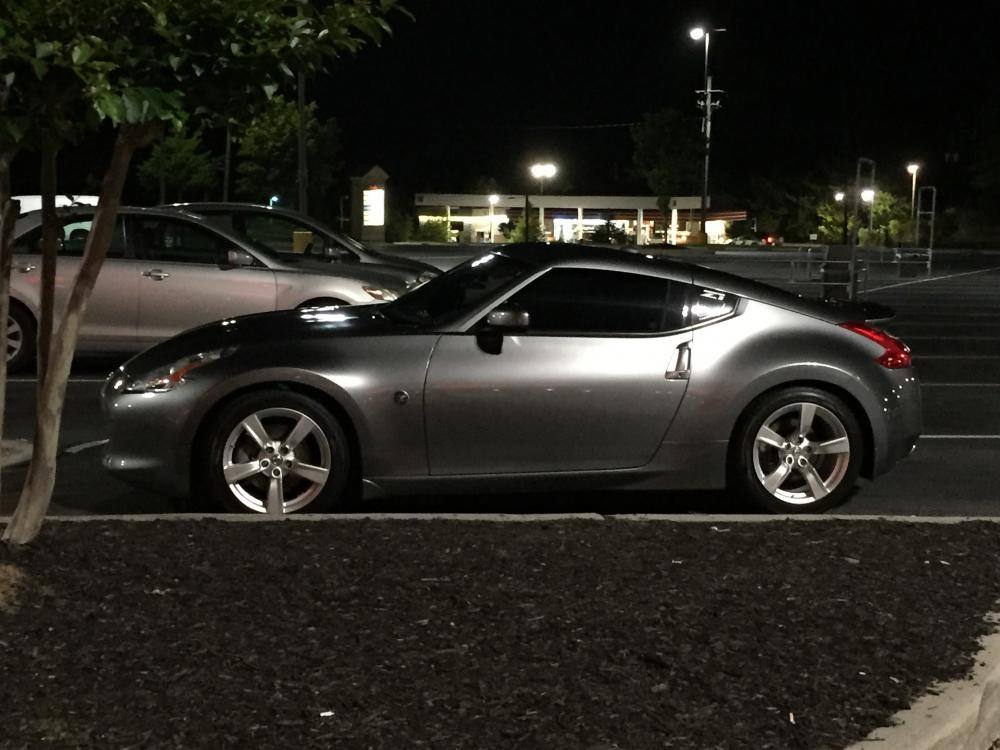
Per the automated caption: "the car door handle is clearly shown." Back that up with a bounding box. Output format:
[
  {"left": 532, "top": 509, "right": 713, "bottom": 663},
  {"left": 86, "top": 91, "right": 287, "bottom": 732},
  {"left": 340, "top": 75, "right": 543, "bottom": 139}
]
[
  {"left": 15, "top": 264, "right": 37, "bottom": 273},
  {"left": 142, "top": 269, "right": 171, "bottom": 281},
  {"left": 665, "top": 343, "right": 691, "bottom": 380}
]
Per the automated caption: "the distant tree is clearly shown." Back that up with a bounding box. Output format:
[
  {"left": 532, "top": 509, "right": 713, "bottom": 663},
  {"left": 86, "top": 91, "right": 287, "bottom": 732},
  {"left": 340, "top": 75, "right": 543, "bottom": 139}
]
[
  {"left": 138, "top": 129, "right": 220, "bottom": 203},
  {"left": 591, "top": 220, "right": 628, "bottom": 245},
  {"left": 500, "top": 209, "right": 544, "bottom": 242},
  {"left": 385, "top": 206, "right": 415, "bottom": 242},
  {"left": 235, "top": 96, "right": 341, "bottom": 213},
  {"left": 816, "top": 189, "right": 911, "bottom": 246},
  {"left": 414, "top": 218, "right": 450, "bottom": 242},
  {"left": 631, "top": 108, "right": 702, "bottom": 209}
]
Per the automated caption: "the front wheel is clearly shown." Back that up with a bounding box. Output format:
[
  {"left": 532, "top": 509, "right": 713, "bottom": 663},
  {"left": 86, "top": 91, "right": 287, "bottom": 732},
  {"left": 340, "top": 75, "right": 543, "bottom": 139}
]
[
  {"left": 6, "top": 305, "right": 36, "bottom": 374},
  {"left": 730, "top": 387, "right": 864, "bottom": 514},
  {"left": 204, "top": 390, "right": 351, "bottom": 514}
]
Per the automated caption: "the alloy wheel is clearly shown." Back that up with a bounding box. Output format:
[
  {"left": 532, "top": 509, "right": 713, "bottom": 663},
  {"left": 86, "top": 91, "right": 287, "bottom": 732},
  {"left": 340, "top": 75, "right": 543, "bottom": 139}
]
[
  {"left": 7, "top": 315, "right": 22, "bottom": 363},
  {"left": 751, "top": 401, "right": 851, "bottom": 505},
  {"left": 221, "top": 407, "right": 333, "bottom": 514}
]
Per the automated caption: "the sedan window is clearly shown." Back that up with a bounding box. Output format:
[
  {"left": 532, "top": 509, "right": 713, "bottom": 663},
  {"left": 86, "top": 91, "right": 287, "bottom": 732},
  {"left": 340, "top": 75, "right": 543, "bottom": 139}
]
[
  {"left": 505, "top": 267, "right": 687, "bottom": 334},
  {"left": 12, "top": 217, "right": 127, "bottom": 258},
  {"left": 135, "top": 217, "right": 231, "bottom": 265}
]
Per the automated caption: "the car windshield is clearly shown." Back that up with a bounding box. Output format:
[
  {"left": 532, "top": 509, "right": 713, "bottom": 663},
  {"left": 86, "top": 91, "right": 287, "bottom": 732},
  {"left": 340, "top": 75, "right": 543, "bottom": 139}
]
[{"left": 383, "top": 252, "right": 535, "bottom": 326}]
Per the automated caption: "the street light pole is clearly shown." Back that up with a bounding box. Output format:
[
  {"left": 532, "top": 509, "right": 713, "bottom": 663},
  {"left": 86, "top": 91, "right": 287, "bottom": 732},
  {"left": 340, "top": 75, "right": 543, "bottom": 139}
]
[
  {"left": 850, "top": 157, "right": 876, "bottom": 299},
  {"left": 529, "top": 163, "right": 556, "bottom": 241},
  {"left": 834, "top": 191, "right": 847, "bottom": 245},
  {"left": 690, "top": 26, "right": 724, "bottom": 244},
  {"left": 488, "top": 194, "right": 499, "bottom": 243},
  {"left": 907, "top": 163, "right": 920, "bottom": 219}
]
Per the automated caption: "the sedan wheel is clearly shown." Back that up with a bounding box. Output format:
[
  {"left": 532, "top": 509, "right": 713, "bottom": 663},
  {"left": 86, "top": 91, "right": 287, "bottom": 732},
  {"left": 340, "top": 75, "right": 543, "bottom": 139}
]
[
  {"left": 6, "top": 307, "right": 36, "bottom": 374},
  {"left": 206, "top": 391, "right": 350, "bottom": 514},
  {"left": 732, "top": 388, "right": 863, "bottom": 513}
]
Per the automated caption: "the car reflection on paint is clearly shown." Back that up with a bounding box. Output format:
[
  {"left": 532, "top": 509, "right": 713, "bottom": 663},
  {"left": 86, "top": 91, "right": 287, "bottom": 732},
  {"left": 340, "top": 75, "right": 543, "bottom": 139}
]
[{"left": 102, "top": 242, "right": 921, "bottom": 515}]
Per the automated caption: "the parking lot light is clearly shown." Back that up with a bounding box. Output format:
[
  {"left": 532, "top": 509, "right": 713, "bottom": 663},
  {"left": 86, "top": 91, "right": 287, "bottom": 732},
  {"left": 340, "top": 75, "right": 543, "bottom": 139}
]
[
  {"left": 861, "top": 189, "right": 875, "bottom": 203},
  {"left": 834, "top": 191, "right": 845, "bottom": 202}
]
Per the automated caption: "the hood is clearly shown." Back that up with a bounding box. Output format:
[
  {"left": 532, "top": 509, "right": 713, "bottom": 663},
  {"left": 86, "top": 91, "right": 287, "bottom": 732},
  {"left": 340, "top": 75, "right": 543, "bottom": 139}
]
[
  {"left": 121, "top": 304, "right": 407, "bottom": 377},
  {"left": 265, "top": 255, "right": 414, "bottom": 290}
]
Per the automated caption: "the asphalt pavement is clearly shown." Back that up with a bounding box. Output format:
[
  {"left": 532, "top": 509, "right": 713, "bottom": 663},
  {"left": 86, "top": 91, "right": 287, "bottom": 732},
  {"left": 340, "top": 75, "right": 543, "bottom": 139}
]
[{"left": 2, "top": 253, "right": 999, "bottom": 516}]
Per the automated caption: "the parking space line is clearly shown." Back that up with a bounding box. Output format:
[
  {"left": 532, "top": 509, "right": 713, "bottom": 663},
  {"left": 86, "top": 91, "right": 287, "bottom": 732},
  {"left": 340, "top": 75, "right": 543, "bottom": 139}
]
[
  {"left": 864, "top": 266, "right": 1000, "bottom": 293},
  {"left": 921, "top": 435, "right": 1000, "bottom": 439},
  {"left": 921, "top": 383, "right": 1000, "bottom": 387}
]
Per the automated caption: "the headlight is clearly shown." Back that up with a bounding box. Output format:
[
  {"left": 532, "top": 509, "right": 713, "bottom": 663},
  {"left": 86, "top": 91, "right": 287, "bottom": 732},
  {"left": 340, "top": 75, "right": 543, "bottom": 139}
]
[
  {"left": 363, "top": 286, "right": 398, "bottom": 301},
  {"left": 120, "top": 347, "right": 238, "bottom": 393}
]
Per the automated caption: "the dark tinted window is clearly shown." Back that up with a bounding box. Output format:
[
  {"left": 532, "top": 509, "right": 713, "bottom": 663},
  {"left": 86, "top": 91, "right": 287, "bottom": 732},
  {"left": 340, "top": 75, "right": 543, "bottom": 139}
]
[
  {"left": 507, "top": 267, "right": 687, "bottom": 334},
  {"left": 12, "top": 217, "right": 126, "bottom": 258},
  {"left": 243, "top": 213, "right": 320, "bottom": 255},
  {"left": 134, "top": 217, "right": 229, "bottom": 264}
]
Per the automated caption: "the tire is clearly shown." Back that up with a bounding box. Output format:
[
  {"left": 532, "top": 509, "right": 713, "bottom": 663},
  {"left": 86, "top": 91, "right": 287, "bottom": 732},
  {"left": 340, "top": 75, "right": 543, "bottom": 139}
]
[
  {"left": 204, "top": 390, "right": 351, "bottom": 514},
  {"left": 730, "top": 387, "right": 864, "bottom": 514},
  {"left": 6, "top": 304, "right": 36, "bottom": 374}
]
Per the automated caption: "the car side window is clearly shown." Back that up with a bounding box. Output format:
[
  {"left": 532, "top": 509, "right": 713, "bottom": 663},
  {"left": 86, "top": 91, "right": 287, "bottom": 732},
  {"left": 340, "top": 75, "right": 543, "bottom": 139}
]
[
  {"left": 135, "top": 217, "right": 227, "bottom": 265},
  {"left": 243, "top": 214, "right": 320, "bottom": 255},
  {"left": 11, "top": 217, "right": 126, "bottom": 258},
  {"left": 504, "top": 267, "right": 688, "bottom": 334}
]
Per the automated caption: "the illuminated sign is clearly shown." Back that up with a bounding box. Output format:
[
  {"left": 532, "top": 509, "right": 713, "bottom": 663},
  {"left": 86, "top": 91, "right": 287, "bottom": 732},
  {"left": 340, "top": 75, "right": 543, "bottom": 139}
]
[{"left": 363, "top": 187, "right": 385, "bottom": 227}]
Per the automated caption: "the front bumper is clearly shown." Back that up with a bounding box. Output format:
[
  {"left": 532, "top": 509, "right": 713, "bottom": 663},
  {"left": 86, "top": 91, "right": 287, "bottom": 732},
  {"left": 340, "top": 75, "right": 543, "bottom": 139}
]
[{"left": 101, "top": 375, "right": 211, "bottom": 498}]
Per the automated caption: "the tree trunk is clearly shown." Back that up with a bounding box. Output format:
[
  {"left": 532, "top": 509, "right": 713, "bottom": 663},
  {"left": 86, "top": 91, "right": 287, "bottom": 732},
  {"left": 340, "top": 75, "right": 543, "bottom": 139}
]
[
  {"left": 36, "top": 145, "right": 59, "bottom": 392},
  {"left": 3, "top": 123, "right": 158, "bottom": 546},
  {"left": 0, "top": 156, "right": 19, "bottom": 501}
]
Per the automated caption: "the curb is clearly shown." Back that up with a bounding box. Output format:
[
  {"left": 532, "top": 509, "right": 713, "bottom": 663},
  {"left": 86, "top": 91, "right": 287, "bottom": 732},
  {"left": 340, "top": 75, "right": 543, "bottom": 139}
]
[
  {"left": 4, "top": 513, "right": 1000, "bottom": 523},
  {"left": 847, "top": 618, "right": 1000, "bottom": 750},
  {"left": 0, "top": 440, "right": 32, "bottom": 469}
]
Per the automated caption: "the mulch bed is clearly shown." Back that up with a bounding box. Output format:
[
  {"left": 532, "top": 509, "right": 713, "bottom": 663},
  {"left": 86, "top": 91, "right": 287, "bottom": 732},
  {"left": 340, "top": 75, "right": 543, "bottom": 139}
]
[{"left": 1, "top": 519, "right": 999, "bottom": 750}]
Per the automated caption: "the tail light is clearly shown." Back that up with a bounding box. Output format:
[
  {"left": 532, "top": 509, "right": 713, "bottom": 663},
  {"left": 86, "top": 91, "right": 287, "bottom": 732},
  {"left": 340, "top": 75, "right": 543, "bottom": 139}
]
[{"left": 840, "top": 321, "right": 912, "bottom": 369}]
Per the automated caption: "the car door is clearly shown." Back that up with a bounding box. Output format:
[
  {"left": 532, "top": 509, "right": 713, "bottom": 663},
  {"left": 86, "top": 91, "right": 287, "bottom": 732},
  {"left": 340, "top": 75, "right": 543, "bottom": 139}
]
[
  {"left": 131, "top": 215, "right": 277, "bottom": 344},
  {"left": 424, "top": 267, "right": 693, "bottom": 475},
  {"left": 11, "top": 214, "right": 138, "bottom": 350}
]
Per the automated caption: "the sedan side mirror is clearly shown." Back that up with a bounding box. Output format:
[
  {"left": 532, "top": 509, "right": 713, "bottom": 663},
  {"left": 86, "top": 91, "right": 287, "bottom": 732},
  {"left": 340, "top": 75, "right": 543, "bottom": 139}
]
[
  {"left": 486, "top": 305, "right": 530, "bottom": 332},
  {"left": 226, "top": 249, "right": 256, "bottom": 268}
]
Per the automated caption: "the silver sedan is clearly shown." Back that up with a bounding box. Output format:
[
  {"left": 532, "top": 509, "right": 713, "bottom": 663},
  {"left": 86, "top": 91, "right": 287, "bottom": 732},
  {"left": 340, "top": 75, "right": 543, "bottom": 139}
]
[
  {"left": 7, "top": 206, "right": 414, "bottom": 372},
  {"left": 102, "top": 243, "right": 922, "bottom": 514}
]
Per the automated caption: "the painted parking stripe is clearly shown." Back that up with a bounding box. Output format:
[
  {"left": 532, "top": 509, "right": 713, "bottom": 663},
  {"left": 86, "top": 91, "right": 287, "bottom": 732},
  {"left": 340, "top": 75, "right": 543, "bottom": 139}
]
[
  {"left": 864, "top": 266, "right": 1000, "bottom": 293},
  {"left": 921, "top": 435, "right": 1000, "bottom": 440},
  {"left": 65, "top": 439, "right": 109, "bottom": 454}
]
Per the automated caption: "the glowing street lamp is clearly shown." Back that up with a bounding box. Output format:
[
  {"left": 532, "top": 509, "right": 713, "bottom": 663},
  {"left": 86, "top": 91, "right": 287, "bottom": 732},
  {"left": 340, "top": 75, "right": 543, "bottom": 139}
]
[
  {"left": 834, "top": 191, "right": 845, "bottom": 202},
  {"left": 906, "top": 163, "right": 920, "bottom": 217},
  {"left": 268, "top": 194, "right": 280, "bottom": 208},
  {"left": 488, "top": 194, "right": 499, "bottom": 242},
  {"left": 860, "top": 188, "right": 875, "bottom": 204},
  {"left": 530, "top": 162, "right": 557, "bottom": 193},
  {"left": 834, "top": 191, "right": 847, "bottom": 244}
]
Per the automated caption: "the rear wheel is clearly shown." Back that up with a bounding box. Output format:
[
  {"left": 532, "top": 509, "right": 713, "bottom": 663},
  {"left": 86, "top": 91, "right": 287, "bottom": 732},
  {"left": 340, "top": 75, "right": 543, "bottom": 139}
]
[
  {"left": 6, "top": 305, "right": 36, "bottom": 374},
  {"left": 204, "top": 390, "right": 351, "bottom": 514},
  {"left": 731, "top": 387, "right": 863, "bottom": 514}
]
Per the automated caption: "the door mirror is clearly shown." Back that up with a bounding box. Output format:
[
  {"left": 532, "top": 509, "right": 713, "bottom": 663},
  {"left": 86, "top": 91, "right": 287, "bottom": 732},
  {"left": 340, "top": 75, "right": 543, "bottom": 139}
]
[
  {"left": 226, "top": 249, "right": 256, "bottom": 267},
  {"left": 486, "top": 305, "right": 530, "bottom": 332}
]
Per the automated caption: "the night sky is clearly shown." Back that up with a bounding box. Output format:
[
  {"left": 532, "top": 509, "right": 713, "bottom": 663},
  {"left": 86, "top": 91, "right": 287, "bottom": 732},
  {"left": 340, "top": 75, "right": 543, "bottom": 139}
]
[
  {"left": 11, "top": 1, "right": 998, "bottom": 208},
  {"left": 317, "top": 0, "right": 997, "bottom": 203}
]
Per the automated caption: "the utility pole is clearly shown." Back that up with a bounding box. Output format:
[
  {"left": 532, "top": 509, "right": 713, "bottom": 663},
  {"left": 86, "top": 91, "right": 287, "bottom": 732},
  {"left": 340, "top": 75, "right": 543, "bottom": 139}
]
[
  {"left": 297, "top": 70, "right": 308, "bottom": 215},
  {"left": 690, "top": 27, "right": 724, "bottom": 244}
]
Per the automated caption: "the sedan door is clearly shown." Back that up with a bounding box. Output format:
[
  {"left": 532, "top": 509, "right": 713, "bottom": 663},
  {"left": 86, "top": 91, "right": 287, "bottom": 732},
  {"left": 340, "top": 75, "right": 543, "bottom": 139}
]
[
  {"left": 131, "top": 215, "right": 277, "bottom": 344},
  {"left": 11, "top": 215, "right": 139, "bottom": 350},
  {"left": 424, "top": 267, "right": 693, "bottom": 475}
]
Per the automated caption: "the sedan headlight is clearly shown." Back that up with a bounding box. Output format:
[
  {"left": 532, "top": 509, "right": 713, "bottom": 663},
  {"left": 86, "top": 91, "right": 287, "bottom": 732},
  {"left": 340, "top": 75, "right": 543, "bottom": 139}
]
[
  {"left": 363, "top": 285, "right": 399, "bottom": 302},
  {"left": 119, "top": 347, "right": 238, "bottom": 393}
]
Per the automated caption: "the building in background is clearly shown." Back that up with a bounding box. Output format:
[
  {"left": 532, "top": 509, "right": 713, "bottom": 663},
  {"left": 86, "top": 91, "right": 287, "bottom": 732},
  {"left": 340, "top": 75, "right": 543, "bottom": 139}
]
[{"left": 413, "top": 193, "right": 746, "bottom": 245}]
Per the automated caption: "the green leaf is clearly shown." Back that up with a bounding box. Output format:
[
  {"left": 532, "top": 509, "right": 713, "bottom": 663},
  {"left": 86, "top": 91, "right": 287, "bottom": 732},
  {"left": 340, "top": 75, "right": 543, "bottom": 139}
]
[
  {"left": 168, "top": 55, "right": 182, "bottom": 70},
  {"left": 262, "top": 83, "right": 278, "bottom": 99},
  {"left": 278, "top": 62, "right": 293, "bottom": 77},
  {"left": 122, "top": 89, "right": 144, "bottom": 122},
  {"left": 95, "top": 92, "right": 126, "bottom": 124},
  {"left": 29, "top": 58, "right": 48, "bottom": 79},
  {"left": 4, "top": 72, "right": 14, "bottom": 88},
  {"left": 35, "top": 41, "right": 56, "bottom": 59},
  {"left": 72, "top": 42, "right": 94, "bottom": 65},
  {"left": 230, "top": 42, "right": 241, "bottom": 55}
]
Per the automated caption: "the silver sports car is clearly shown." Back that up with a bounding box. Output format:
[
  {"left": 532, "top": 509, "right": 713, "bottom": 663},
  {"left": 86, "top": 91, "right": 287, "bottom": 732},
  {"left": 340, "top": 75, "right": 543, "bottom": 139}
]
[{"left": 102, "top": 242, "right": 921, "bottom": 514}]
